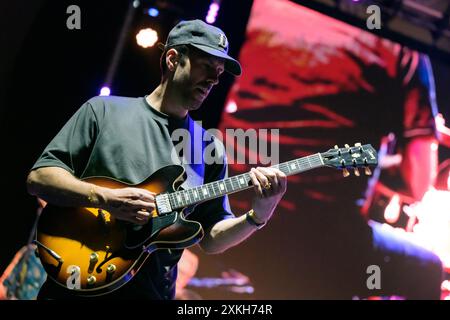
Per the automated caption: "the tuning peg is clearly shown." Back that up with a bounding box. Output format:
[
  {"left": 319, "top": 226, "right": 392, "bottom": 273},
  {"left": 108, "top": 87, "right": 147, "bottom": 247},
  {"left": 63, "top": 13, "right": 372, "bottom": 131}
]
[
  {"left": 364, "top": 166, "right": 372, "bottom": 176},
  {"left": 353, "top": 167, "right": 360, "bottom": 176},
  {"left": 344, "top": 144, "right": 350, "bottom": 149},
  {"left": 355, "top": 142, "right": 363, "bottom": 152},
  {"left": 335, "top": 145, "right": 342, "bottom": 155},
  {"left": 342, "top": 168, "right": 350, "bottom": 177}
]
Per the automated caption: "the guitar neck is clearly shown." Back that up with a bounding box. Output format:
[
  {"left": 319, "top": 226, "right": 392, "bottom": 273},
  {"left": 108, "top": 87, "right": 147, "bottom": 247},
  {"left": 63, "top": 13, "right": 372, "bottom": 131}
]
[{"left": 168, "top": 153, "right": 324, "bottom": 210}]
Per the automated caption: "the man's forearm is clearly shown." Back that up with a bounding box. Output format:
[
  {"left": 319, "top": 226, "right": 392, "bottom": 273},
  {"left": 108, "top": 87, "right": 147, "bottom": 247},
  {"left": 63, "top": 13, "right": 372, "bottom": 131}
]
[
  {"left": 26, "top": 167, "right": 103, "bottom": 207},
  {"left": 199, "top": 167, "right": 287, "bottom": 254},
  {"left": 200, "top": 213, "right": 259, "bottom": 254}
]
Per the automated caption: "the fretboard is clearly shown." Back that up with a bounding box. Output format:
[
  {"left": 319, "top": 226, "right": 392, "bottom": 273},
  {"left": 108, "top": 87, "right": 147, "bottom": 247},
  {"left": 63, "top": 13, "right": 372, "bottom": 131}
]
[{"left": 167, "top": 153, "right": 324, "bottom": 210}]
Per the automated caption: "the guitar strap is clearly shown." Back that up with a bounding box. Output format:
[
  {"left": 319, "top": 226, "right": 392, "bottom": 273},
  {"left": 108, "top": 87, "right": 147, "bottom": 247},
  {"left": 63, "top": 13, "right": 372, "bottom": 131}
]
[
  {"left": 177, "top": 118, "right": 206, "bottom": 194},
  {"left": 171, "top": 118, "right": 231, "bottom": 217}
]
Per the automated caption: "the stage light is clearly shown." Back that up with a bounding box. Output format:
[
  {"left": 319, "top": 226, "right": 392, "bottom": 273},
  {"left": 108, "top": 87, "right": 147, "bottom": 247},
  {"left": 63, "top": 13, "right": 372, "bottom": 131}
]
[
  {"left": 384, "top": 194, "right": 401, "bottom": 224},
  {"left": 206, "top": 1, "right": 220, "bottom": 24},
  {"left": 100, "top": 86, "right": 111, "bottom": 96},
  {"left": 136, "top": 28, "right": 158, "bottom": 48},
  {"left": 148, "top": 8, "right": 159, "bottom": 17},
  {"left": 225, "top": 100, "right": 237, "bottom": 113}
]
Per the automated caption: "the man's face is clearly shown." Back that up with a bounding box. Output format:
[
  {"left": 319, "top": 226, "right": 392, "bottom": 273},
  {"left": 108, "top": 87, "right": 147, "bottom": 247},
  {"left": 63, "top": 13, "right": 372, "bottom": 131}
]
[{"left": 172, "top": 49, "right": 225, "bottom": 111}]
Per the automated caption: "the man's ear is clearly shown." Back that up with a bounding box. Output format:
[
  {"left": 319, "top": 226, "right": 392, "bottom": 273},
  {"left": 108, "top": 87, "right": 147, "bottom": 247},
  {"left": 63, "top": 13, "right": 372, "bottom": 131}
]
[{"left": 166, "top": 49, "right": 179, "bottom": 72}]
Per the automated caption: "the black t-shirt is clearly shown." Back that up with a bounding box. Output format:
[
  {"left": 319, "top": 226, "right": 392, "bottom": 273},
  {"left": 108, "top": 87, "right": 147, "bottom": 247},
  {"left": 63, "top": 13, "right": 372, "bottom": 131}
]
[{"left": 32, "top": 95, "right": 235, "bottom": 299}]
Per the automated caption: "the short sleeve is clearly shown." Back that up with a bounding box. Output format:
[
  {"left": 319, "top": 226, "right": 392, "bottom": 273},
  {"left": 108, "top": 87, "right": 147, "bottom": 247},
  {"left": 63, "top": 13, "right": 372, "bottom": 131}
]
[
  {"left": 401, "top": 52, "right": 438, "bottom": 141},
  {"left": 30, "top": 99, "right": 100, "bottom": 177}
]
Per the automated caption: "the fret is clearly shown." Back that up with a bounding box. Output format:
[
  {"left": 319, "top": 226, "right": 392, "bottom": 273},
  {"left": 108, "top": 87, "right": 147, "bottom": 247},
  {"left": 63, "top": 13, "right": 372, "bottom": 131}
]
[
  {"left": 231, "top": 176, "right": 239, "bottom": 190},
  {"left": 185, "top": 190, "right": 191, "bottom": 205},
  {"left": 225, "top": 178, "right": 233, "bottom": 193},
  {"left": 306, "top": 155, "right": 312, "bottom": 168},
  {"left": 297, "top": 158, "right": 309, "bottom": 172},
  {"left": 284, "top": 166, "right": 290, "bottom": 175},
  {"left": 214, "top": 181, "right": 224, "bottom": 195},
  {"left": 245, "top": 173, "right": 251, "bottom": 185},
  {"left": 244, "top": 173, "right": 251, "bottom": 185},
  {"left": 206, "top": 183, "right": 212, "bottom": 198},
  {"left": 202, "top": 186, "right": 209, "bottom": 197},
  {"left": 277, "top": 163, "right": 288, "bottom": 176},
  {"left": 295, "top": 158, "right": 302, "bottom": 170},
  {"left": 184, "top": 191, "right": 190, "bottom": 205},
  {"left": 187, "top": 189, "right": 194, "bottom": 205},
  {"left": 170, "top": 193, "right": 178, "bottom": 208},
  {"left": 318, "top": 153, "right": 325, "bottom": 165},
  {"left": 198, "top": 186, "right": 205, "bottom": 200},
  {"left": 215, "top": 182, "right": 221, "bottom": 195},
  {"left": 300, "top": 158, "right": 309, "bottom": 167},
  {"left": 178, "top": 191, "right": 184, "bottom": 207},
  {"left": 168, "top": 193, "right": 175, "bottom": 208},
  {"left": 180, "top": 191, "right": 186, "bottom": 206},
  {"left": 180, "top": 191, "right": 185, "bottom": 204},
  {"left": 236, "top": 176, "right": 244, "bottom": 191},
  {"left": 313, "top": 153, "right": 323, "bottom": 166},
  {"left": 180, "top": 191, "right": 187, "bottom": 205},
  {"left": 289, "top": 161, "right": 297, "bottom": 171},
  {"left": 278, "top": 162, "right": 286, "bottom": 174},
  {"left": 194, "top": 187, "right": 202, "bottom": 201},
  {"left": 193, "top": 188, "right": 199, "bottom": 200},
  {"left": 213, "top": 181, "right": 220, "bottom": 196},
  {"left": 207, "top": 183, "right": 215, "bottom": 197}
]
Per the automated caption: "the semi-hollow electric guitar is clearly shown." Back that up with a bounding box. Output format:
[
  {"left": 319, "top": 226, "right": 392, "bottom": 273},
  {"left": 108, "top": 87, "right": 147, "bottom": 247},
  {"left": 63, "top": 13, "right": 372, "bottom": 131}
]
[{"left": 35, "top": 143, "right": 377, "bottom": 296}]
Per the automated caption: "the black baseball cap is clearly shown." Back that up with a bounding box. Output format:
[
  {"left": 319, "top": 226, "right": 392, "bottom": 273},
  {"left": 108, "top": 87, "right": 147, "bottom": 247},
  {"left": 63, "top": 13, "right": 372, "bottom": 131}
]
[{"left": 164, "top": 19, "right": 242, "bottom": 76}]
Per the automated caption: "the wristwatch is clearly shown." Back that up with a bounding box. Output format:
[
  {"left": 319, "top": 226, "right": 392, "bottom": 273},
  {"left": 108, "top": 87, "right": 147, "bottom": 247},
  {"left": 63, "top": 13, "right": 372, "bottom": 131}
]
[{"left": 246, "top": 209, "right": 267, "bottom": 230}]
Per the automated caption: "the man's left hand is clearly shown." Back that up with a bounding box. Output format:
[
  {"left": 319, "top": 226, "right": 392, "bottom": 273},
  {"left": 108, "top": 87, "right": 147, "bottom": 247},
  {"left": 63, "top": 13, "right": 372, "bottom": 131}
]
[{"left": 248, "top": 167, "right": 287, "bottom": 224}]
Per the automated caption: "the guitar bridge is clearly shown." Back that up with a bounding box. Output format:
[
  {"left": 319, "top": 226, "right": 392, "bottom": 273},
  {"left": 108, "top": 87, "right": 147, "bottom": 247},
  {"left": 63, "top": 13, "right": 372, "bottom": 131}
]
[{"left": 155, "top": 194, "right": 172, "bottom": 215}]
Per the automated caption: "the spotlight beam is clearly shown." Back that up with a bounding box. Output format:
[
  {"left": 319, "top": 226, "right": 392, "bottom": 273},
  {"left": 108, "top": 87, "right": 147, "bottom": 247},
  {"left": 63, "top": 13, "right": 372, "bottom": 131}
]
[{"left": 103, "top": 0, "right": 139, "bottom": 90}]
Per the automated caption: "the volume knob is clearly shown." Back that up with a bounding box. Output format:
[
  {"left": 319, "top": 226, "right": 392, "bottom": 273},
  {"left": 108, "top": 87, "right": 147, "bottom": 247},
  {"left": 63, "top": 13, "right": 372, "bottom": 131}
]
[
  {"left": 107, "top": 264, "right": 117, "bottom": 274},
  {"left": 87, "top": 275, "right": 96, "bottom": 285},
  {"left": 90, "top": 252, "right": 99, "bottom": 263}
]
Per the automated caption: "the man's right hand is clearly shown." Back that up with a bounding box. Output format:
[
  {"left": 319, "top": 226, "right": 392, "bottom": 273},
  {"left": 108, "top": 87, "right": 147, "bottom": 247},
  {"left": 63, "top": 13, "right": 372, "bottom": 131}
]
[
  {"left": 27, "top": 167, "right": 156, "bottom": 225},
  {"left": 98, "top": 187, "right": 156, "bottom": 225}
]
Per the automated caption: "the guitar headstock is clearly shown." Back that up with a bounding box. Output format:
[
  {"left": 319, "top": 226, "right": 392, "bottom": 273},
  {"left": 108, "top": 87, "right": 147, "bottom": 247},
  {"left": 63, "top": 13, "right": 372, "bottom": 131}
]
[{"left": 320, "top": 143, "right": 378, "bottom": 177}]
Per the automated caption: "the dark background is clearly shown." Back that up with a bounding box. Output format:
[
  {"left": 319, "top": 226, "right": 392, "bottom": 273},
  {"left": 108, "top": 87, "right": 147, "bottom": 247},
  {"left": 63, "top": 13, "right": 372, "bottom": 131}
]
[
  {"left": 0, "top": 0, "right": 448, "bottom": 299},
  {"left": 0, "top": 0, "right": 252, "bottom": 276}
]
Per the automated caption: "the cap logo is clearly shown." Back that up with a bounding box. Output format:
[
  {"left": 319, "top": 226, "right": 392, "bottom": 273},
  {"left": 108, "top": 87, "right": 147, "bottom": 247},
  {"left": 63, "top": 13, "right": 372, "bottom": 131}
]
[{"left": 218, "top": 33, "right": 228, "bottom": 50}]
